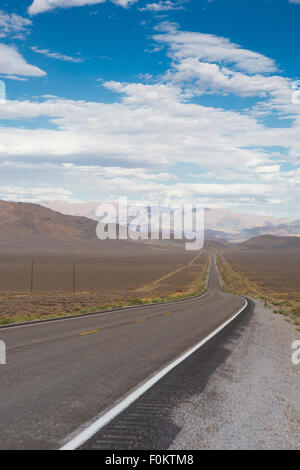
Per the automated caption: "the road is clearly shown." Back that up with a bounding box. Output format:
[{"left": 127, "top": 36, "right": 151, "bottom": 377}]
[{"left": 0, "top": 254, "right": 245, "bottom": 450}]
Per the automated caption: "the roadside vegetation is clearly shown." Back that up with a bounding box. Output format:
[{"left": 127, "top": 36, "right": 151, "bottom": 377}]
[
  {"left": 216, "top": 252, "right": 300, "bottom": 328},
  {"left": 126, "top": 252, "right": 210, "bottom": 306},
  {"left": 0, "top": 253, "right": 211, "bottom": 326}
]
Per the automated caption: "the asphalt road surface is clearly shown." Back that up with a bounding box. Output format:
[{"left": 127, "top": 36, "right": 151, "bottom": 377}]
[{"left": 0, "top": 254, "right": 245, "bottom": 450}]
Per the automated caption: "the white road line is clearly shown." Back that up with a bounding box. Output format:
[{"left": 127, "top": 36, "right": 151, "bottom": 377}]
[{"left": 60, "top": 298, "right": 248, "bottom": 450}]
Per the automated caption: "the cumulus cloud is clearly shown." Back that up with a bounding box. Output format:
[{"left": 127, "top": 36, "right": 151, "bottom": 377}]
[
  {"left": 0, "top": 24, "right": 299, "bottom": 215},
  {"left": 0, "top": 88, "right": 267, "bottom": 170},
  {"left": 163, "top": 58, "right": 290, "bottom": 97},
  {"left": 0, "top": 74, "right": 298, "bottom": 212},
  {"left": 0, "top": 44, "right": 46, "bottom": 77},
  {"left": 0, "top": 83, "right": 296, "bottom": 185},
  {"left": 153, "top": 24, "right": 293, "bottom": 102},
  {"left": 28, "top": 0, "right": 138, "bottom": 16},
  {"left": 155, "top": 23, "right": 278, "bottom": 74}
]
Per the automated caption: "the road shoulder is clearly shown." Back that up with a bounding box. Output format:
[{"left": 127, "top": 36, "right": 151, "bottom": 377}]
[{"left": 169, "top": 299, "right": 300, "bottom": 450}]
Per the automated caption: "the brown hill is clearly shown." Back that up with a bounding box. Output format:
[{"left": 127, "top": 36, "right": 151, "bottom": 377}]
[
  {"left": 0, "top": 201, "right": 207, "bottom": 254},
  {"left": 0, "top": 200, "right": 151, "bottom": 254},
  {"left": 0, "top": 200, "right": 97, "bottom": 242},
  {"left": 204, "top": 238, "right": 230, "bottom": 250},
  {"left": 238, "top": 235, "right": 300, "bottom": 250},
  {"left": 0, "top": 200, "right": 231, "bottom": 254}
]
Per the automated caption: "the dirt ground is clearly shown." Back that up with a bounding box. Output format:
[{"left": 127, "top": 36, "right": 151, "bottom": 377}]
[
  {"left": 0, "top": 249, "right": 209, "bottom": 323},
  {"left": 217, "top": 249, "right": 300, "bottom": 326}
]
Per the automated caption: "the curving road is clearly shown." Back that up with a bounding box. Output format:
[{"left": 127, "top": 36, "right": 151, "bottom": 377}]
[{"left": 0, "top": 254, "right": 245, "bottom": 450}]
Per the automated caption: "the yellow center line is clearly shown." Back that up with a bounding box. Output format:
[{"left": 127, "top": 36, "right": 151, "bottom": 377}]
[
  {"left": 166, "top": 312, "right": 172, "bottom": 315},
  {"left": 136, "top": 318, "right": 146, "bottom": 323},
  {"left": 80, "top": 329, "right": 100, "bottom": 336}
]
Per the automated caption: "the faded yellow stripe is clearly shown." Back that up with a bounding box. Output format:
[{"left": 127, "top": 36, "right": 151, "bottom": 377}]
[
  {"left": 80, "top": 329, "right": 100, "bottom": 336},
  {"left": 136, "top": 318, "right": 146, "bottom": 323}
]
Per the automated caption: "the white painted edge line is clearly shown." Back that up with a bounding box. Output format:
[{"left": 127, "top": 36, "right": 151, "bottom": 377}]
[{"left": 60, "top": 297, "right": 248, "bottom": 451}]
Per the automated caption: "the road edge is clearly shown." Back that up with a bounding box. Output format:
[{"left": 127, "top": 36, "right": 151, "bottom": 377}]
[{"left": 60, "top": 296, "right": 248, "bottom": 451}]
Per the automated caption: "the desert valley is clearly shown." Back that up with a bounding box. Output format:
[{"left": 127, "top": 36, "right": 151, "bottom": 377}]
[{"left": 0, "top": 200, "right": 299, "bottom": 328}]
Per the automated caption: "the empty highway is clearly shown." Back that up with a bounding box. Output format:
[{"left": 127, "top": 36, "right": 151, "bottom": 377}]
[{"left": 0, "top": 254, "right": 246, "bottom": 450}]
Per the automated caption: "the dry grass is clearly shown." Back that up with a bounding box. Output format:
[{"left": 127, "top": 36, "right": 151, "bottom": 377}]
[
  {"left": 216, "top": 251, "right": 300, "bottom": 327},
  {"left": 0, "top": 251, "right": 210, "bottom": 325},
  {"left": 134, "top": 253, "right": 201, "bottom": 293},
  {"left": 131, "top": 251, "right": 210, "bottom": 303}
]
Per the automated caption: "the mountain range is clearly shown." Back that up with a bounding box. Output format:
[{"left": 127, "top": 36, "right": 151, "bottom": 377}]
[
  {"left": 0, "top": 200, "right": 217, "bottom": 253},
  {"left": 238, "top": 235, "right": 300, "bottom": 250},
  {"left": 0, "top": 200, "right": 299, "bottom": 253},
  {"left": 40, "top": 200, "right": 297, "bottom": 242},
  {"left": 0, "top": 200, "right": 143, "bottom": 254}
]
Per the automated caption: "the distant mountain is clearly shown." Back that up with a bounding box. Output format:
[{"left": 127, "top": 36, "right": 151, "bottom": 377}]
[
  {"left": 0, "top": 200, "right": 150, "bottom": 253},
  {"left": 203, "top": 238, "right": 230, "bottom": 250},
  {"left": 238, "top": 235, "right": 300, "bottom": 250},
  {"left": 2, "top": 200, "right": 297, "bottom": 254},
  {"left": 242, "top": 220, "right": 300, "bottom": 238},
  {"left": 0, "top": 200, "right": 207, "bottom": 254},
  {"left": 204, "top": 208, "right": 291, "bottom": 234},
  {"left": 0, "top": 200, "right": 96, "bottom": 242},
  {"left": 39, "top": 200, "right": 104, "bottom": 220},
  {"left": 40, "top": 201, "right": 293, "bottom": 241}
]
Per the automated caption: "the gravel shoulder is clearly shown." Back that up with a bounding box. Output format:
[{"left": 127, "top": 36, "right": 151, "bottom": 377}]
[{"left": 169, "top": 299, "right": 300, "bottom": 450}]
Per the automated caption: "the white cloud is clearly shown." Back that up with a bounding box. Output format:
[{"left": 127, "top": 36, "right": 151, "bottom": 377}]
[
  {"left": 155, "top": 23, "right": 277, "bottom": 74},
  {"left": 0, "top": 11, "right": 32, "bottom": 39},
  {"left": 31, "top": 46, "right": 83, "bottom": 63},
  {"left": 0, "top": 44, "right": 46, "bottom": 77},
  {"left": 140, "top": 1, "right": 185, "bottom": 12},
  {"left": 2, "top": 75, "right": 28, "bottom": 81},
  {"left": 254, "top": 165, "right": 280, "bottom": 174},
  {"left": 0, "top": 77, "right": 299, "bottom": 215},
  {"left": 153, "top": 24, "right": 293, "bottom": 101},
  {"left": 0, "top": 184, "right": 73, "bottom": 202},
  {"left": 164, "top": 58, "right": 290, "bottom": 97},
  {"left": 0, "top": 82, "right": 292, "bottom": 181},
  {"left": 28, "top": 0, "right": 138, "bottom": 16},
  {"left": 0, "top": 88, "right": 265, "bottom": 168},
  {"left": 0, "top": 25, "right": 299, "bottom": 216}
]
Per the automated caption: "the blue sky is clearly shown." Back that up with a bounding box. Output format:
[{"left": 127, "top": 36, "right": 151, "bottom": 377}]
[{"left": 0, "top": 0, "right": 299, "bottom": 217}]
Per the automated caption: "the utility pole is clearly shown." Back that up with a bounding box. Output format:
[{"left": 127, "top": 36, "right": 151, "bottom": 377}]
[
  {"left": 30, "top": 259, "right": 34, "bottom": 294},
  {"left": 72, "top": 263, "right": 76, "bottom": 294}
]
